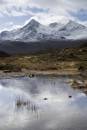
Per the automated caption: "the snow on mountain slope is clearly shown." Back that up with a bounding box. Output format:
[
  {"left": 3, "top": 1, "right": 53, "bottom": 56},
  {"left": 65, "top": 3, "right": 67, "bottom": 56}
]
[
  {"left": 60, "top": 20, "right": 85, "bottom": 32},
  {"left": 66, "top": 29, "right": 87, "bottom": 39},
  {"left": 59, "top": 20, "right": 87, "bottom": 39},
  {"left": 0, "top": 19, "right": 87, "bottom": 41}
]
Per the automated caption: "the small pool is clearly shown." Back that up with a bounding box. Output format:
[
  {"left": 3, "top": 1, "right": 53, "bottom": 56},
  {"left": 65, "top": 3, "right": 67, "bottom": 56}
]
[{"left": 0, "top": 76, "right": 87, "bottom": 130}]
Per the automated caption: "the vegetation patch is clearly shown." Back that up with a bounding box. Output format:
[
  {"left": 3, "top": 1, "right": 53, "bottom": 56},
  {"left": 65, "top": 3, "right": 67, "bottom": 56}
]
[{"left": 0, "top": 46, "right": 86, "bottom": 75}]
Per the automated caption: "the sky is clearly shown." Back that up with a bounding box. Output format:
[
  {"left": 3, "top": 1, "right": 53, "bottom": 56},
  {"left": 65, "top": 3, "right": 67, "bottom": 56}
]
[{"left": 0, "top": 0, "right": 87, "bottom": 31}]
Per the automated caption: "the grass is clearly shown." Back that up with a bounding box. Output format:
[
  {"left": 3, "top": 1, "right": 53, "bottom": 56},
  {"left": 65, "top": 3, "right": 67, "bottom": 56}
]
[{"left": 0, "top": 46, "right": 86, "bottom": 73}]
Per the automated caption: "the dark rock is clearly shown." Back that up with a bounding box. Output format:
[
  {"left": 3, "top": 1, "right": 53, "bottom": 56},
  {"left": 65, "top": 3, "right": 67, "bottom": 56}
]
[
  {"left": 69, "top": 96, "right": 72, "bottom": 98},
  {"left": 43, "top": 98, "right": 48, "bottom": 100}
]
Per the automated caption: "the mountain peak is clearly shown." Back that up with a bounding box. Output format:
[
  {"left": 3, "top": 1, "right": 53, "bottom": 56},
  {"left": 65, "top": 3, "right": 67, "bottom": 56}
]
[
  {"left": 68, "top": 20, "right": 76, "bottom": 24},
  {"left": 30, "top": 19, "right": 39, "bottom": 23},
  {"left": 27, "top": 19, "right": 40, "bottom": 27},
  {"left": 67, "top": 20, "right": 85, "bottom": 28},
  {"left": 49, "top": 22, "right": 58, "bottom": 28},
  {"left": 0, "top": 19, "right": 87, "bottom": 41},
  {"left": 21, "top": 19, "right": 40, "bottom": 32},
  {"left": 61, "top": 20, "right": 86, "bottom": 32}
]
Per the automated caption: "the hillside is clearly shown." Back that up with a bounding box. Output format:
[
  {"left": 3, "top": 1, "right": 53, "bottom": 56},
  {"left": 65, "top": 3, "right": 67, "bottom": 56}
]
[
  {"left": 0, "top": 51, "right": 10, "bottom": 57},
  {"left": 0, "top": 39, "right": 86, "bottom": 55},
  {"left": 0, "top": 45, "right": 86, "bottom": 76}
]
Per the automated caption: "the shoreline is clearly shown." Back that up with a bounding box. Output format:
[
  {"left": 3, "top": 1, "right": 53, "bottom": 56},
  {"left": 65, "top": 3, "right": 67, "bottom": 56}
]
[
  {"left": 0, "top": 70, "right": 82, "bottom": 78},
  {"left": 0, "top": 70, "right": 87, "bottom": 93}
]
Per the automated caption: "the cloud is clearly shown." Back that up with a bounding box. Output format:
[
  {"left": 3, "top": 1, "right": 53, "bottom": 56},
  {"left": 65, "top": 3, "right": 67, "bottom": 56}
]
[
  {"left": 0, "top": 0, "right": 87, "bottom": 10},
  {"left": 0, "top": 22, "right": 22, "bottom": 32},
  {"left": 30, "top": 13, "right": 69, "bottom": 25},
  {"left": 0, "top": 0, "right": 6, "bottom": 4},
  {"left": 0, "top": 0, "right": 87, "bottom": 31},
  {"left": 69, "top": 9, "right": 87, "bottom": 21}
]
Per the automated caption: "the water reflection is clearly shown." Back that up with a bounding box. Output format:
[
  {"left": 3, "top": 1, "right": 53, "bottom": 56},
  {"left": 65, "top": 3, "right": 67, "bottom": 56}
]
[{"left": 0, "top": 76, "right": 87, "bottom": 130}]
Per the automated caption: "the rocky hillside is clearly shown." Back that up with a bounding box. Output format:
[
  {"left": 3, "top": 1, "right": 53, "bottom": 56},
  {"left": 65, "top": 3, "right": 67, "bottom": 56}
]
[{"left": 0, "top": 19, "right": 87, "bottom": 42}]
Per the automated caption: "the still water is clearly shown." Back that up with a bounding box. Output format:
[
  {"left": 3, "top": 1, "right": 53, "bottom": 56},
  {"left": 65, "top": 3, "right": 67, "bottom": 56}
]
[{"left": 0, "top": 76, "right": 87, "bottom": 130}]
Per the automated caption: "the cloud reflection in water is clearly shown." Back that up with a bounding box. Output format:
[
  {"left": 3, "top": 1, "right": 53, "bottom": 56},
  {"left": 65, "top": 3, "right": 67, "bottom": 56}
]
[{"left": 0, "top": 76, "right": 87, "bottom": 130}]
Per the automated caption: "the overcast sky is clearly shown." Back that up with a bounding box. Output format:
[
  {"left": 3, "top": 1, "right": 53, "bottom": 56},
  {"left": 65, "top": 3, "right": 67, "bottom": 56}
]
[{"left": 0, "top": 0, "right": 87, "bottom": 31}]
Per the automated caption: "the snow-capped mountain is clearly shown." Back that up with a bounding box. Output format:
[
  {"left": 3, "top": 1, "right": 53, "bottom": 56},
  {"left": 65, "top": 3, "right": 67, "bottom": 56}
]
[{"left": 0, "top": 19, "right": 87, "bottom": 41}]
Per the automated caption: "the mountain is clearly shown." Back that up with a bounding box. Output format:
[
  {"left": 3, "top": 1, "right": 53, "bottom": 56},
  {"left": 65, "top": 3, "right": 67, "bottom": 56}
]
[
  {"left": 0, "top": 19, "right": 87, "bottom": 41},
  {"left": 60, "top": 20, "right": 85, "bottom": 32},
  {"left": 0, "top": 51, "right": 10, "bottom": 57},
  {"left": 0, "top": 39, "right": 86, "bottom": 55}
]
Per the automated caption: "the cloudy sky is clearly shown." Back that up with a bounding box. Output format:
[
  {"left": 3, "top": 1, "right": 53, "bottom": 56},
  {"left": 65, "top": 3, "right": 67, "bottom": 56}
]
[{"left": 0, "top": 0, "right": 87, "bottom": 31}]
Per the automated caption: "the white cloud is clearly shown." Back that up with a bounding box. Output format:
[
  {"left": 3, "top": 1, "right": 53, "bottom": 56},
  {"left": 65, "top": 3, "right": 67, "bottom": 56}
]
[
  {"left": 0, "top": 0, "right": 87, "bottom": 14},
  {"left": 30, "top": 13, "right": 69, "bottom": 25},
  {"left": 0, "top": 22, "right": 21, "bottom": 32},
  {"left": 0, "top": 0, "right": 87, "bottom": 30},
  {"left": 0, "top": 0, "right": 87, "bottom": 11}
]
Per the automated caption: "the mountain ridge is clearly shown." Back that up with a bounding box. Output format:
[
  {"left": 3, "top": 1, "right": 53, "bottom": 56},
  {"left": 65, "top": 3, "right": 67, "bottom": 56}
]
[{"left": 0, "top": 19, "right": 87, "bottom": 41}]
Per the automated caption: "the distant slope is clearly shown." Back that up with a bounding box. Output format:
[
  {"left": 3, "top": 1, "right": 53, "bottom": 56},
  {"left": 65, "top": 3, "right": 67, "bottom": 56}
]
[
  {"left": 0, "top": 39, "right": 86, "bottom": 55},
  {"left": 0, "top": 51, "right": 10, "bottom": 57}
]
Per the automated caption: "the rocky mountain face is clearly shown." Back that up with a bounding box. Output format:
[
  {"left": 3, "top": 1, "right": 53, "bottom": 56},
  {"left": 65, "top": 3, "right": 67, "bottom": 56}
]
[{"left": 0, "top": 19, "right": 87, "bottom": 42}]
